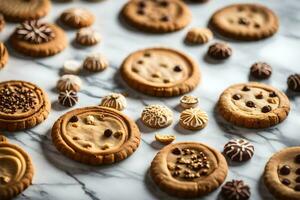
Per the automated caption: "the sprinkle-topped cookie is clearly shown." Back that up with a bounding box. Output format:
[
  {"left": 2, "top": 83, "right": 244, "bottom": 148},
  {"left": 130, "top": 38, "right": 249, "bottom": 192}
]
[
  {"left": 223, "top": 139, "right": 254, "bottom": 162},
  {"left": 141, "top": 105, "right": 173, "bottom": 128}
]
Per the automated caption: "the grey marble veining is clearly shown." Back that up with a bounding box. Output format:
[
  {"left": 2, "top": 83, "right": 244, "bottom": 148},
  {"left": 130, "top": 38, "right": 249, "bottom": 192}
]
[{"left": 0, "top": 0, "right": 300, "bottom": 199}]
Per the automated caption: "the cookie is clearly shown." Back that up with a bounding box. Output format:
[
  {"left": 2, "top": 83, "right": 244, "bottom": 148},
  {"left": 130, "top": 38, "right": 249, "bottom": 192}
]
[
  {"left": 221, "top": 180, "right": 251, "bottom": 200},
  {"left": 0, "top": 0, "right": 50, "bottom": 22},
  {"left": 180, "top": 95, "right": 198, "bottom": 109},
  {"left": 0, "top": 80, "right": 51, "bottom": 132},
  {"left": 58, "top": 90, "right": 78, "bottom": 107},
  {"left": 141, "top": 105, "right": 173, "bottom": 128},
  {"left": 155, "top": 133, "right": 175, "bottom": 145},
  {"left": 250, "top": 62, "right": 272, "bottom": 79},
  {"left": 207, "top": 42, "right": 232, "bottom": 60},
  {"left": 218, "top": 82, "right": 290, "bottom": 129},
  {"left": 150, "top": 142, "right": 228, "bottom": 198},
  {"left": 0, "top": 14, "right": 5, "bottom": 31},
  {"left": 11, "top": 20, "right": 67, "bottom": 57},
  {"left": 264, "top": 147, "right": 300, "bottom": 200},
  {"left": 0, "top": 134, "right": 7, "bottom": 143},
  {"left": 223, "top": 139, "right": 254, "bottom": 162},
  {"left": 0, "top": 142, "right": 34, "bottom": 200},
  {"left": 51, "top": 106, "right": 141, "bottom": 165},
  {"left": 210, "top": 4, "right": 279, "bottom": 41},
  {"left": 83, "top": 53, "right": 108, "bottom": 72},
  {"left": 122, "top": 0, "right": 191, "bottom": 33},
  {"left": 287, "top": 74, "right": 300, "bottom": 92},
  {"left": 185, "top": 28, "right": 213, "bottom": 44},
  {"left": 63, "top": 60, "right": 82, "bottom": 74},
  {"left": 0, "top": 42, "right": 9, "bottom": 69},
  {"left": 179, "top": 108, "right": 208, "bottom": 130},
  {"left": 56, "top": 74, "right": 82, "bottom": 92},
  {"left": 120, "top": 47, "right": 200, "bottom": 97},
  {"left": 60, "top": 8, "right": 94, "bottom": 28},
  {"left": 76, "top": 28, "right": 101, "bottom": 46},
  {"left": 100, "top": 93, "right": 127, "bottom": 111}
]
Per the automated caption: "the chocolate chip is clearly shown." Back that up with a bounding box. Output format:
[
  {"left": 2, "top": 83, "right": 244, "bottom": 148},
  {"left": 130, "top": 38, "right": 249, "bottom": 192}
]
[
  {"left": 137, "top": 60, "right": 144, "bottom": 64},
  {"left": 104, "top": 129, "right": 113, "bottom": 137},
  {"left": 255, "top": 93, "right": 264, "bottom": 99},
  {"left": 242, "top": 86, "right": 250, "bottom": 91},
  {"left": 246, "top": 101, "right": 255, "bottom": 108},
  {"left": 295, "top": 154, "right": 300, "bottom": 164},
  {"left": 238, "top": 17, "right": 250, "bottom": 25},
  {"left": 261, "top": 105, "right": 272, "bottom": 113},
  {"left": 254, "top": 23, "right": 261, "bottom": 28},
  {"left": 232, "top": 94, "right": 242, "bottom": 100},
  {"left": 282, "top": 179, "right": 291, "bottom": 186},
  {"left": 144, "top": 52, "right": 151, "bottom": 57},
  {"left": 269, "top": 91, "right": 277, "bottom": 97},
  {"left": 160, "top": 16, "right": 169, "bottom": 22},
  {"left": 295, "top": 185, "right": 300, "bottom": 191},
  {"left": 173, "top": 65, "right": 182, "bottom": 72},
  {"left": 163, "top": 79, "right": 170, "bottom": 83},
  {"left": 280, "top": 165, "right": 291, "bottom": 175},
  {"left": 137, "top": 9, "right": 145, "bottom": 15},
  {"left": 69, "top": 116, "right": 79, "bottom": 123},
  {"left": 296, "top": 168, "right": 300, "bottom": 175},
  {"left": 159, "top": 1, "right": 168, "bottom": 7},
  {"left": 172, "top": 147, "right": 181, "bottom": 155},
  {"left": 138, "top": 1, "right": 146, "bottom": 8},
  {"left": 296, "top": 176, "right": 300, "bottom": 183}
]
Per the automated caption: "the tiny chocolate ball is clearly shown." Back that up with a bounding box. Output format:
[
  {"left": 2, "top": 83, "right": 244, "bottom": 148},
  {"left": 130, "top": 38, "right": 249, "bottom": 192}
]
[
  {"left": 173, "top": 65, "right": 182, "bottom": 72},
  {"left": 261, "top": 105, "right": 272, "bottom": 113},
  {"left": 280, "top": 165, "right": 291, "bottom": 175},
  {"left": 295, "top": 185, "right": 300, "bottom": 191},
  {"left": 295, "top": 154, "right": 300, "bottom": 164},
  {"left": 287, "top": 74, "right": 300, "bottom": 92},
  {"left": 242, "top": 86, "right": 250, "bottom": 91},
  {"left": 269, "top": 91, "right": 277, "bottom": 97},
  {"left": 250, "top": 62, "right": 272, "bottom": 79},
  {"left": 246, "top": 101, "right": 255, "bottom": 108},
  {"left": 104, "top": 129, "right": 113, "bottom": 137},
  {"left": 172, "top": 147, "right": 181, "bottom": 155},
  {"left": 255, "top": 93, "right": 264, "bottom": 99},
  {"left": 282, "top": 179, "right": 291, "bottom": 186},
  {"left": 232, "top": 94, "right": 242, "bottom": 100},
  {"left": 69, "top": 116, "right": 79, "bottom": 123},
  {"left": 160, "top": 16, "right": 169, "bottom": 22}
]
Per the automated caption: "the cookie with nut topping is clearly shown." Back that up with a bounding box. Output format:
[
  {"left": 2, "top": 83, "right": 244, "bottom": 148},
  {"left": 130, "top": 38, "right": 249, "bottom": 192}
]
[
  {"left": 150, "top": 142, "right": 228, "bottom": 198},
  {"left": 51, "top": 106, "right": 141, "bottom": 165},
  {"left": 218, "top": 82, "right": 290, "bottom": 129}
]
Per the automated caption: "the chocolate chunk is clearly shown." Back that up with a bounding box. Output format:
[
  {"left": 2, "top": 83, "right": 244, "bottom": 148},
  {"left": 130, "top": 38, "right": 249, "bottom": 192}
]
[
  {"left": 242, "top": 86, "right": 250, "bottom": 91},
  {"left": 160, "top": 16, "right": 169, "bottom": 22},
  {"left": 269, "top": 91, "right": 277, "bottom": 97},
  {"left": 281, "top": 179, "right": 291, "bottom": 186},
  {"left": 295, "top": 185, "right": 300, "bottom": 191},
  {"left": 137, "top": 60, "right": 144, "bottom": 64},
  {"left": 173, "top": 65, "right": 182, "bottom": 72},
  {"left": 287, "top": 74, "right": 300, "bottom": 92},
  {"left": 69, "top": 116, "right": 79, "bottom": 123},
  {"left": 104, "top": 129, "right": 113, "bottom": 137},
  {"left": 246, "top": 101, "right": 255, "bottom": 108},
  {"left": 172, "top": 147, "right": 181, "bottom": 155},
  {"left": 250, "top": 62, "right": 272, "bottom": 79},
  {"left": 279, "top": 165, "right": 291, "bottom": 175},
  {"left": 144, "top": 52, "right": 151, "bottom": 57},
  {"left": 296, "top": 176, "right": 300, "bottom": 183},
  {"left": 296, "top": 168, "right": 300, "bottom": 175},
  {"left": 238, "top": 17, "right": 250, "bottom": 25},
  {"left": 163, "top": 79, "right": 170, "bottom": 83},
  {"left": 159, "top": 1, "right": 169, "bottom": 7},
  {"left": 261, "top": 105, "right": 272, "bottom": 113},
  {"left": 137, "top": 9, "right": 145, "bottom": 15},
  {"left": 221, "top": 180, "right": 251, "bottom": 200},
  {"left": 207, "top": 42, "right": 232, "bottom": 60},
  {"left": 138, "top": 1, "right": 146, "bottom": 8},
  {"left": 295, "top": 154, "right": 300, "bottom": 163},
  {"left": 232, "top": 94, "right": 242, "bottom": 100},
  {"left": 255, "top": 92, "right": 264, "bottom": 99}
]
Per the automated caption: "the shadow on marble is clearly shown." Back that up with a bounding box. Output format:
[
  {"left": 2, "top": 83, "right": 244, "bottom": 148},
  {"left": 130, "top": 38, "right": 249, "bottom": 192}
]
[
  {"left": 136, "top": 119, "right": 158, "bottom": 134},
  {"left": 51, "top": 101, "right": 71, "bottom": 112},
  {"left": 55, "top": 18, "right": 75, "bottom": 32},
  {"left": 248, "top": 73, "right": 271, "bottom": 84},
  {"left": 173, "top": 104, "right": 183, "bottom": 113},
  {"left": 257, "top": 174, "right": 276, "bottom": 200},
  {"left": 285, "top": 89, "right": 300, "bottom": 100},
  {"left": 203, "top": 53, "right": 229, "bottom": 65},
  {"left": 173, "top": 122, "right": 201, "bottom": 135},
  {"left": 4, "top": 39, "right": 38, "bottom": 61},
  {"left": 150, "top": 141, "right": 165, "bottom": 150}
]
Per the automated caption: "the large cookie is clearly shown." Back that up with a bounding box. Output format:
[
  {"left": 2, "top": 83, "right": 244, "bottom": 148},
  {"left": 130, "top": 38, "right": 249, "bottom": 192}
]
[
  {"left": 264, "top": 147, "right": 300, "bottom": 200},
  {"left": 150, "top": 142, "right": 228, "bottom": 198},
  {"left": 52, "top": 106, "right": 141, "bottom": 165},
  {"left": 218, "top": 82, "right": 290, "bottom": 129},
  {"left": 0, "top": 142, "right": 34, "bottom": 200},
  {"left": 210, "top": 4, "right": 279, "bottom": 41},
  {"left": 122, "top": 0, "right": 191, "bottom": 33},
  {"left": 120, "top": 47, "right": 200, "bottom": 97},
  {"left": 0, "top": 80, "right": 51, "bottom": 132}
]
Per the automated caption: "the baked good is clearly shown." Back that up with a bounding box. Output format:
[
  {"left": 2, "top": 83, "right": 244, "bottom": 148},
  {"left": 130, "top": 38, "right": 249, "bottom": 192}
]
[
  {"left": 264, "top": 147, "right": 300, "bottom": 200},
  {"left": 223, "top": 139, "right": 254, "bottom": 162},
  {"left": 0, "top": 14, "right": 5, "bottom": 31},
  {"left": 180, "top": 95, "right": 198, "bottom": 109},
  {"left": 100, "top": 93, "right": 127, "bottom": 111},
  {"left": 141, "top": 105, "right": 173, "bottom": 128},
  {"left": 218, "top": 82, "right": 290, "bottom": 129},
  {"left": 155, "top": 133, "right": 175, "bottom": 145},
  {"left": 51, "top": 106, "right": 141, "bottom": 165},
  {"left": 287, "top": 74, "right": 300, "bottom": 92},
  {"left": 83, "top": 52, "right": 108, "bottom": 72},
  {"left": 56, "top": 74, "right": 82, "bottom": 92},
  {"left": 250, "top": 62, "right": 272, "bottom": 79},
  {"left": 0, "top": 142, "right": 34, "bottom": 200},
  {"left": 210, "top": 4, "right": 279, "bottom": 41},
  {"left": 60, "top": 8, "right": 94, "bottom": 28},
  {"left": 63, "top": 60, "right": 82, "bottom": 74},
  {"left": 58, "top": 90, "right": 78, "bottom": 107},
  {"left": 0, "top": 42, "right": 9, "bottom": 69},
  {"left": 221, "top": 180, "right": 251, "bottom": 200},
  {"left": 122, "top": 0, "right": 191, "bottom": 33},
  {"left": 0, "top": 134, "right": 7, "bottom": 143},
  {"left": 179, "top": 108, "right": 208, "bottom": 130},
  {"left": 185, "top": 28, "right": 213, "bottom": 44},
  {"left": 150, "top": 142, "right": 228, "bottom": 198},
  {"left": 0, "top": 0, "right": 50, "bottom": 22},
  {"left": 207, "top": 42, "right": 232, "bottom": 60},
  {"left": 76, "top": 28, "right": 101, "bottom": 46},
  {"left": 0, "top": 80, "right": 50, "bottom": 131},
  {"left": 11, "top": 20, "right": 67, "bottom": 57},
  {"left": 120, "top": 47, "right": 200, "bottom": 97}
]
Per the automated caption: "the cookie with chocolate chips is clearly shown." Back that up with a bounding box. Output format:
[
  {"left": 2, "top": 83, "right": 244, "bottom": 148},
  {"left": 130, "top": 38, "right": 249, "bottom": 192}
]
[
  {"left": 264, "top": 147, "right": 300, "bottom": 200},
  {"left": 0, "top": 80, "right": 51, "bottom": 131},
  {"left": 150, "top": 142, "right": 228, "bottom": 198},
  {"left": 51, "top": 106, "right": 141, "bottom": 165},
  {"left": 218, "top": 82, "right": 290, "bottom": 129}
]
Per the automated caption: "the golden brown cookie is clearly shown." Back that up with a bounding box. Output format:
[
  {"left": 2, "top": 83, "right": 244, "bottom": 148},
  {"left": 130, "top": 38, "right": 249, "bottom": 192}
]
[
  {"left": 120, "top": 47, "right": 200, "bottom": 97},
  {"left": 60, "top": 8, "right": 94, "bottom": 28},
  {"left": 83, "top": 52, "right": 108, "bottom": 72},
  {"left": 0, "top": 142, "right": 34, "bottom": 200},
  {"left": 56, "top": 74, "right": 82, "bottom": 93},
  {"left": 0, "top": 0, "right": 51, "bottom": 22},
  {"left": 218, "top": 82, "right": 290, "bottom": 129},
  {"left": 0, "top": 80, "right": 51, "bottom": 132},
  {"left": 51, "top": 106, "right": 141, "bottom": 165},
  {"left": 10, "top": 20, "right": 67, "bottom": 57},
  {"left": 185, "top": 28, "right": 213, "bottom": 44},
  {"left": 179, "top": 108, "right": 208, "bottom": 130},
  {"left": 122, "top": 0, "right": 191, "bottom": 33},
  {"left": 100, "top": 93, "right": 127, "bottom": 111},
  {"left": 141, "top": 105, "right": 173, "bottom": 128},
  {"left": 0, "top": 42, "right": 9, "bottom": 69},
  {"left": 210, "top": 4, "right": 279, "bottom": 41},
  {"left": 264, "top": 147, "right": 300, "bottom": 200},
  {"left": 155, "top": 133, "right": 175, "bottom": 145},
  {"left": 150, "top": 142, "right": 228, "bottom": 198},
  {"left": 76, "top": 28, "right": 101, "bottom": 46},
  {"left": 180, "top": 95, "right": 199, "bottom": 109}
]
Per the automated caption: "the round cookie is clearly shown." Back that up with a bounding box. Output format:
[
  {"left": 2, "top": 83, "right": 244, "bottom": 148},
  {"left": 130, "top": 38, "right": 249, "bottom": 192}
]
[
  {"left": 0, "top": 42, "right": 9, "bottom": 69},
  {"left": 264, "top": 147, "right": 300, "bottom": 200},
  {"left": 150, "top": 142, "right": 228, "bottom": 198},
  {"left": 122, "top": 0, "right": 191, "bottom": 33},
  {"left": 0, "top": 142, "right": 34, "bottom": 200},
  {"left": 141, "top": 105, "right": 173, "bottom": 129},
  {"left": 0, "top": 80, "right": 51, "bottom": 132},
  {"left": 210, "top": 4, "right": 279, "bottom": 41},
  {"left": 218, "top": 82, "right": 290, "bottom": 129},
  {"left": 51, "top": 106, "right": 141, "bottom": 165},
  {"left": 100, "top": 93, "right": 127, "bottom": 111},
  {"left": 60, "top": 8, "right": 94, "bottom": 29},
  {"left": 0, "top": 0, "right": 51, "bottom": 22},
  {"left": 10, "top": 20, "right": 67, "bottom": 57},
  {"left": 120, "top": 47, "right": 200, "bottom": 97},
  {"left": 179, "top": 108, "right": 208, "bottom": 130}
]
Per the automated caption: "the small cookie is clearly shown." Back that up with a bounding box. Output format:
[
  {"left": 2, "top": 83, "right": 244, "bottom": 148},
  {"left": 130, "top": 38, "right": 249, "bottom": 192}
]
[
  {"left": 218, "top": 82, "right": 290, "bottom": 129},
  {"left": 0, "top": 42, "right": 9, "bottom": 69},
  {"left": 155, "top": 133, "right": 175, "bottom": 145},
  {"left": 210, "top": 4, "right": 279, "bottom": 41},
  {"left": 100, "top": 93, "right": 127, "bottom": 111},
  {"left": 56, "top": 74, "right": 82, "bottom": 92},
  {"left": 180, "top": 95, "right": 198, "bottom": 109},
  {"left": 223, "top": 139, "right": 254, "bottom": 162},
  {"left": 141, "top": 105, "right": 173, "bottom": 128},
  {"left": 0, "top": 0, "right": 50, "bottom": 22},
  {"left": 264, "top": 147, "right": 300, "bottom": 200},
  {"left": 58, "top": 90, "right": 78, "bottom": 107},
  {"left": 60, "top": 8, "right": 94, "bottom": 28},
  {"left": 120, "top": 47, "right": 200, "bottom": 97},
  {"left": 122, "top": 0, "right": 191, "bottom": 33},
  {"left": 11, "top": 20, "right": 67, "bottom": 57},
  {"left": 221, "top": 180, "right": 251, "bottom": 200},
  {"left": 0, "top": 80, "right": 51, "bottom": 131},
  {"left": 287, "top": 74, "right": 300, "bottom": 92},
  {"left": 207, "top": 42, "right": 232, "bottom": 60},
  {"left": 83, "top": 53, "right": 108, "bottom": 72},
  {"left": 185, "top": 28, "right": 213, "bottom": 44},
  {"left": 179, "top": 108, "right": 208, "bottom": 130},
  {"left": 76, "top": 28, "right": 101, "bottom": 46},
  {"left": 0, "top": 134, "right": 7, "bottom": 142},
  {"left": 150, "top": 142, "right": 228, "bottom": 198},
  {"left": 0, "top": 14, "right": 5, "bottom": 31},
  {"left": 51, "top": 106, "right": 141, "bottom": 165},
  {"left": 63, "top": 60, "right": 82, "bottom": 74},
  {"left": 250, "top": 62, "right": 272, "bottom": 79}
]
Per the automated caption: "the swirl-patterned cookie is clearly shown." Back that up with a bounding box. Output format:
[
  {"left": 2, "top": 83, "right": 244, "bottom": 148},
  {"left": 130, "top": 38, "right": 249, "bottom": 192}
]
[
  {"left": 141, "top": 105, "right": 173, "bottom": 128},
  {"left": 100, "top": 93, "right": 127, "bottom": 111},
  {"left": 0, "top": 42, "right": 8, "bottom": 69},
  {"left": 223, "top": 139, "right": 254, "bottom": 162},
  {"left": 179, "top": 108, "right": 208, "bottom": 130}
]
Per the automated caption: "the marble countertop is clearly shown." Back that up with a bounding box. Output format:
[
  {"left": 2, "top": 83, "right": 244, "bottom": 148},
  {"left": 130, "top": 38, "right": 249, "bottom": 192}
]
[{"left": 1, "top": 0, "right": 300, "bottom": 199}]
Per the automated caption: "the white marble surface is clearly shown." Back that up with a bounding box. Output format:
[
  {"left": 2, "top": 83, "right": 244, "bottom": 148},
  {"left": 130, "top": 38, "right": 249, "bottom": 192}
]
[{"left": 1, "top": 0, "right": 300, "bottom": 199}]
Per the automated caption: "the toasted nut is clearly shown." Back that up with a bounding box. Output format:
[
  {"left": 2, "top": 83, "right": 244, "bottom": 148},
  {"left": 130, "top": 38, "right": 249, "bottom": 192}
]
[
  {"left": 155, "top": 133, "right": 176, "bottom": 145},
  {"left": 86, "top": 115, "right": 95, "bottom": 125},
  {"left": 102, "top": 143, "right": 112, "bottom": 150}
]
